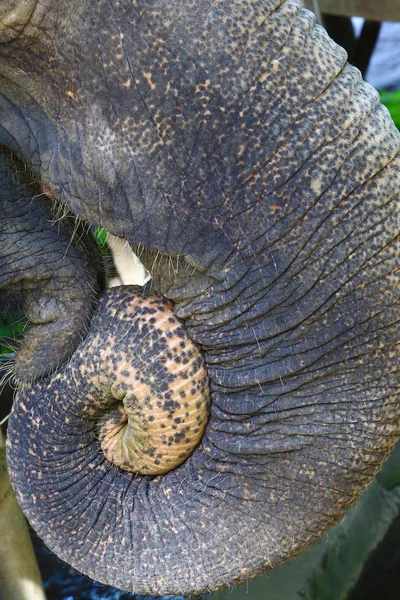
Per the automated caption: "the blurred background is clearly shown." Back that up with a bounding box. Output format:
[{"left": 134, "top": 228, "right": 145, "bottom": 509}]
[{"left": 1, "top": 1, "right": 400, "bottom": 598}]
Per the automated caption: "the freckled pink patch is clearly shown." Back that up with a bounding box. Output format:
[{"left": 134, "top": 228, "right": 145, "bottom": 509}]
[{"left": 35, "top": 178, "right": 56, "bottom": 201}]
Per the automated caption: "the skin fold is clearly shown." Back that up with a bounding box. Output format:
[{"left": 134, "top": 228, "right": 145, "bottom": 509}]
[
  {"left": 0, "top": 149, "right": 104, "bottom": 380},
  {"left": 1, "top": 0, "right": 400, "bottom": 595}
]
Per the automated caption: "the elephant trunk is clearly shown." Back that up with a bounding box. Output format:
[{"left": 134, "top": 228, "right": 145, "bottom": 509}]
[
  {"left": 3, "top": 0, "right": 400, "bottom": 596},
  {"left": 0, "top": 149, "right": 104, "bottom": 381}
]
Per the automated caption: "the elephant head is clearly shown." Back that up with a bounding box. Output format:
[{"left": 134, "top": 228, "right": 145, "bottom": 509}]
[{"left": 2, "top": 0, "right": 400, "bottom": 596}]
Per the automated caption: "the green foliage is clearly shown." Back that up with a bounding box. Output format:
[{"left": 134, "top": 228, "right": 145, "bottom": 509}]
[
  {"left": 380, "top": 90, "right": 400, "bottom": 130},
  {"left": 0, "top": 312, "right": 24, "bottom": 361},
  {"left": 92, "top": 226, "right": 108, "bottom": 247},
  {"left": 93, "top": 226, "right": 115, "bottom": 276}
]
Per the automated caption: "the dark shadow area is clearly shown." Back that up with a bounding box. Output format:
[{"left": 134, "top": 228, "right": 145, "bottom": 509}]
[
  {"left": 30, "top": 529, "right": 142, "bottom": 600},
  {"left": 323, "top": 15, "right": 381, "bottom": 77},
  {"left": 347, "top": 511, "right": 400, "bottom": 600}
]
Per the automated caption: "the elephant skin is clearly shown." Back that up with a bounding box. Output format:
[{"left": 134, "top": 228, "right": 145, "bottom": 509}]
[
  {"left": 1, "top": 0, "right": 400, "bottom": 596},
  {"left": 0, "top": 150, "right": 104, "bottom": 380}
]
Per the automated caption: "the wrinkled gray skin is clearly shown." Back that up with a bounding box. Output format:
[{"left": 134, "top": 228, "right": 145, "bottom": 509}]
[
  {"left": 2, "top": 0, "right": 400, "bottom": 596},
  {"left": 0, "top": 150, "right": 104, "bottom": 380}
]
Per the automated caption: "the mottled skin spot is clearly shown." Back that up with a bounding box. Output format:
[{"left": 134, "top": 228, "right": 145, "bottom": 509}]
[{"left": 84, "top": 288, "right": 210, "bottom": 474}]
